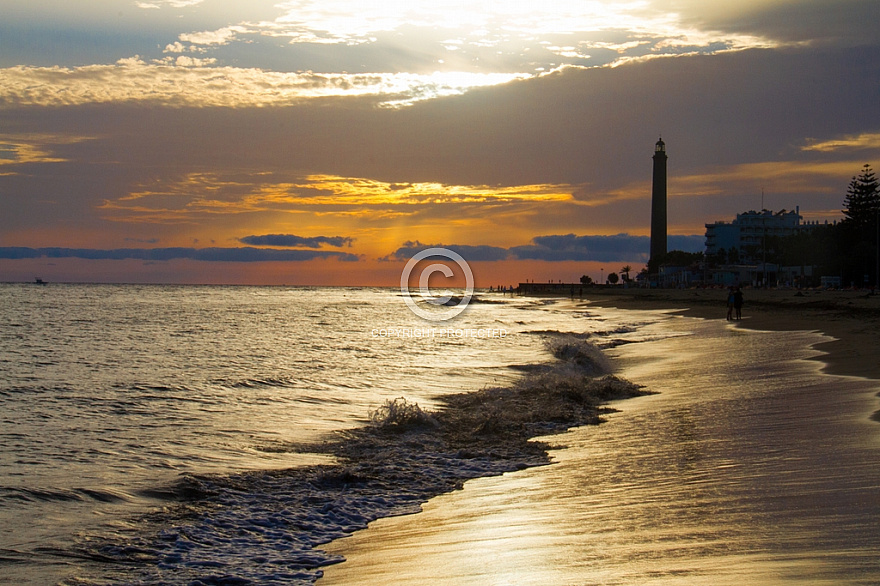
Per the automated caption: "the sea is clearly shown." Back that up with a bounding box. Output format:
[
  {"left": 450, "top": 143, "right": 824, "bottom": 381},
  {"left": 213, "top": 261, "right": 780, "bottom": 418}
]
[
  {"left": 0, "top": 284, "right": 657, "bottom": 585},
  {"left": 2, "top": 284, "right": 879, "bottom": 585}
]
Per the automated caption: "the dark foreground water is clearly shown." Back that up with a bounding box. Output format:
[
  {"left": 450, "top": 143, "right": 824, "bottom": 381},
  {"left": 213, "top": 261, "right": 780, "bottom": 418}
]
[{"left": 1, "top": 284, "right": 658, "bottom": 584}]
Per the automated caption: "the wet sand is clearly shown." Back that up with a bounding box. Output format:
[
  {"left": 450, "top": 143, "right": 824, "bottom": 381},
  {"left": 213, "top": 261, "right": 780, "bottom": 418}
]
[
  {"left": 319, "top": 295, "right": 880, "bottom": 584},
  {"left": 582, "top": 287, "right": 880, "bottom": 382}
]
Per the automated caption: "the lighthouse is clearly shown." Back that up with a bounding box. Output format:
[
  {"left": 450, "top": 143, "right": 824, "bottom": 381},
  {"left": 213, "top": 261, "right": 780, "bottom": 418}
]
[{"left": 650, "top": 137, "right": 667, "bottom": 265}]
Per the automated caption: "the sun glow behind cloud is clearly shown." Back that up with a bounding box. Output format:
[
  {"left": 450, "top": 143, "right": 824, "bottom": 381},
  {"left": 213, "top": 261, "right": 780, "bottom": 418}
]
[
  {"left": 241, "top": 0, "right": 772, "bottom": 49},
  {"left": 136, "top": 0, "right": 205, "bottom": 8},
  {"left": 2, "top": 0, "right": 876, "bottom": 286},
  {"left": 97, "top": 173, "right": 575, "bottom": 224},
  {"left": 264, "top": 0, "right": 658, "bottom": 42},
  {"left": 0, "top": 0, "right": 781, "bottom": 109},
  {"left": 0, "top": 59, "right": 527, "bottom": 108}
]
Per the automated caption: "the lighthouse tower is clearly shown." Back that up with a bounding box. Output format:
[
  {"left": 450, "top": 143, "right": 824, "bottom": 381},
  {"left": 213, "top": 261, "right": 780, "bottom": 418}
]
[{"left": 650, "top": 137, "right": 667, "bottom": 265}]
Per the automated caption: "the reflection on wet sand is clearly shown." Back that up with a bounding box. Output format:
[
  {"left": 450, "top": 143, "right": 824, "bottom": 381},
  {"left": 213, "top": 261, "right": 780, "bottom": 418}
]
[{"left": 321, "top": 316, "right": 880, "bottom": 585}]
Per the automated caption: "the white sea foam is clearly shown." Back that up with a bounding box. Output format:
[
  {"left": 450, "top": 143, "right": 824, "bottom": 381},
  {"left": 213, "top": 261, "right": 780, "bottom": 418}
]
[
  {"left": 0, "top": 285, "right": 666, "bottom": 584},
  {"left": 77, "top": 335, "right": 647, "bottom": 585}
]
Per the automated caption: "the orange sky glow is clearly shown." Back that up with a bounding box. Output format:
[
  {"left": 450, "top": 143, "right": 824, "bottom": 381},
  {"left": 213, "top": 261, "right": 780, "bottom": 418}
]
[{"left": 1, "top": 1, "right": 878, "bottom": 285}]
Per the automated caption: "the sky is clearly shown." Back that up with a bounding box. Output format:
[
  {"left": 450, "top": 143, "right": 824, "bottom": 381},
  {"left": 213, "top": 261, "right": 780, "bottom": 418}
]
[{"left": 1, "top": 0, "right": 879, "bottom": 285}]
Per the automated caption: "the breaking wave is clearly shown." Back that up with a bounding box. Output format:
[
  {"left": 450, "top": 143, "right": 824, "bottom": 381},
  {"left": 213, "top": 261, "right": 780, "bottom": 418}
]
[{"left": 68, "top": 337, "right": 650, "bottom": 585}]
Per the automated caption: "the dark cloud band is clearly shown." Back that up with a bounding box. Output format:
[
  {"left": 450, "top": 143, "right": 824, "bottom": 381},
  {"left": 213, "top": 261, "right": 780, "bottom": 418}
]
[
  {"left": 0, "top": 247, "right": 359, "bottom": 262},
  {"left": 388, "top": 234, "right": 705, "bottom": 263},
  {"left": 237, "top": 234, "right": 355, "bottom": 248}
]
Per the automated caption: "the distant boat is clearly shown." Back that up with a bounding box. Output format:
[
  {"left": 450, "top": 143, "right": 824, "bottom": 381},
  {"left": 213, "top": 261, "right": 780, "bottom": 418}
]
[{"left": 34, "top": 278, "right": 46, "bottom": 285}]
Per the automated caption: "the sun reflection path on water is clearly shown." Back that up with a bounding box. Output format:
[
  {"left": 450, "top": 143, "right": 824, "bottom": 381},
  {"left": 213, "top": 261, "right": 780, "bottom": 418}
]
[{"left": 322, "top": 315, "right": 880, "bottom": 585}]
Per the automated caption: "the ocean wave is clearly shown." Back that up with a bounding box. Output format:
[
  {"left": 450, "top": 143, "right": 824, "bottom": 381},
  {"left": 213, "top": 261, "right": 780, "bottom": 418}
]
[
  {"left": 545, "top": 334, "right": 611, "bottom": 373},
  {"left": 73, "top": 340, "right": 651, "bottom": 585},
  {"left": 228, "top": 377, "right": 295, "bottom": 390},
  {"left": 0, "top": 486, "right": 131, "bottom": 504},
  {"left": 527, "top": 326, "right": 655, "bottom": 352}
]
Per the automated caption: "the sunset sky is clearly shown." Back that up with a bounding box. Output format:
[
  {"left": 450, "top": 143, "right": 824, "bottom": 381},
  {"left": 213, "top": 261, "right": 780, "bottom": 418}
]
[{"left": 1, "top": 0, "right": 879, "bottom": 285}]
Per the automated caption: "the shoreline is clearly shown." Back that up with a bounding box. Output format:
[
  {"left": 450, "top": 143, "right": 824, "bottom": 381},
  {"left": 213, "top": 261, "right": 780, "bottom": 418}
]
[
  {"left": 78, "top": 335, "right": 649, "bottom": 584},
  {"left": 579, "top": 287, "right": 880, "bottom": 382},
  {"left": 321, "top": 297, "right": 880, "bottom": 584}
]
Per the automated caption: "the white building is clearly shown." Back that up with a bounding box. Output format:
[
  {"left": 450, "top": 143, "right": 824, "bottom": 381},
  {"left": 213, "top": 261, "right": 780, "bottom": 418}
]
[{"left": 705, "top": 208, "right": 802, "bottom": 262}]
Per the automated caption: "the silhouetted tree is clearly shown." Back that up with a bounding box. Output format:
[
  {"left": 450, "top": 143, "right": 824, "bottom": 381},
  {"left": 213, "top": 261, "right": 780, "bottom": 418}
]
[
  {"left": 659, "top": 250, "right": 703, "bottom": 267},
  {"left": 840, "top": 164, "right": 880, "bottom": 286},
  {"left": 580, "top": 274, "right": 593, "bottom": 285},
  {"left": 842, "top": 164, "right": 880, "bottom": 229},
  {"left": 768, "top": 165, "right": 879, "bottom": 286},
  {"left": 772, "top": 225, "right": 842, "bottom": 287},
  {"left": 620, "top": 265, "right": 632, "bottom": 282},
  {"left": 644, "top": 250, "right": 703, "bottom": 280},
  {"left": 742, "top": 244, "right": 761, "bottom": 264},
  {"left": 705, "top": 248, "right": 726, "bottom": 267},
  {"left": 607, "top": 272, "right": 619, "bottom": 284}
]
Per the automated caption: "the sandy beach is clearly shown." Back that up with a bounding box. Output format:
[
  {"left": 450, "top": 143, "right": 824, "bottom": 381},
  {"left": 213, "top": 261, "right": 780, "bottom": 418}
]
[
  {"left": 582, "top": 287, "right": 880, "bottom": 383},
  {"left": 320, "top": 291, "right": 880, "bottom": 584}
]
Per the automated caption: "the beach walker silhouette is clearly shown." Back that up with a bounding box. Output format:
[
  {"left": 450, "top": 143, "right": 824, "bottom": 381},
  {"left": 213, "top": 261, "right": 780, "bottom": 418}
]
[{"left": 733, "top": 287, "right": 744, "bottom": 320}]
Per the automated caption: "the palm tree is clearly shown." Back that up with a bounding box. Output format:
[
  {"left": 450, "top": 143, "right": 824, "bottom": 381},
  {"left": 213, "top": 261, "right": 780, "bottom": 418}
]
[{"left": 620, "top": 265, "right": 632, "bottom": 282}]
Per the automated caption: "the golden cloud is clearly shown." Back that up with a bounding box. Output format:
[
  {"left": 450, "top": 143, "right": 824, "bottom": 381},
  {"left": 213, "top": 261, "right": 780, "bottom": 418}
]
[
  {"left": 98, "top": 173, "right": 575, "bottom": 223},
  {"left": 801, "top": 133, "right": 880, "bottom": 152},
  {"left": 0, "top": 59, "right": 527, "bottom": 109},
  {"left": 0, "top": 133, "right": 95, "bottom": 167},
  {"left": 668, "top": 160, "right": 865, "bottom": 198}
]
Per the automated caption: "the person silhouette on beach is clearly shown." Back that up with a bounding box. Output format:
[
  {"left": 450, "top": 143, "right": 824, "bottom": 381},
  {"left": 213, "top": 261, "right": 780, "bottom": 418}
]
[
  {"left": 726, "top": 287, "right": 735, "bottom": 320},
  {"left": 733, "top": 287, "right": 743, "bottom": 320}
]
